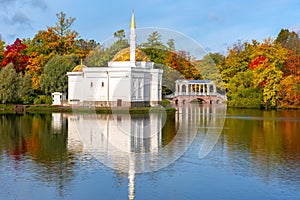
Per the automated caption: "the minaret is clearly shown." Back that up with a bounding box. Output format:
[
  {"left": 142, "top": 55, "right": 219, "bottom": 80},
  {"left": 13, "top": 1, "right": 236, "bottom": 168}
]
[{"left": 130, "top": 10, "right": 136, "bottom": 66}]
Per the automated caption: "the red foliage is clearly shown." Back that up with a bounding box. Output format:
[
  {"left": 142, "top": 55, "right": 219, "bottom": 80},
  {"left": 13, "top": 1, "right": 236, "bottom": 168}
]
[
  {"left": 249, "top": 56, "right": 266, "bottom": 70},
  {"left": 284, "top": 50, "right": 300, "bottom": 77},
  {"left": 2, "top": 38, "right": 29, "bottom": 73}
]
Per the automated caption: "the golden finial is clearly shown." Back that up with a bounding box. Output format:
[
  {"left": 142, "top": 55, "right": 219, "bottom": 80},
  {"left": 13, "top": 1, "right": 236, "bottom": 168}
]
[{"left": 130, "top": 10, "right": 136, "bottom": 29}]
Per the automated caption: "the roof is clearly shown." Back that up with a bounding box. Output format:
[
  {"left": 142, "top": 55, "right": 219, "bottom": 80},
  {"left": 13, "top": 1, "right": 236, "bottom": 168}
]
[
  {"left": 111, "top": 48, "right": 150, "bottom": 62},
  {"left": 72, "top": 64, "right": 87, "bottom": 72},
  {"left": 176, "top": 79, "right": 213, "bottom": 84}
]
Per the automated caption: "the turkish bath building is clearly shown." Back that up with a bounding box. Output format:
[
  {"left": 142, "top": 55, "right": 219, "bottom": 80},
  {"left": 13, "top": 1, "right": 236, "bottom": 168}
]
[{"left": 67, "top": 12, "right": 163, "bottom": 107}]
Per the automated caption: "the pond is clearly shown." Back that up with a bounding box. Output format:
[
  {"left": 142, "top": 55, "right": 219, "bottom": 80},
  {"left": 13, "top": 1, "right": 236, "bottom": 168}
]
[{"left": 0, "top": 105, "right": 300, "bottom": 200}]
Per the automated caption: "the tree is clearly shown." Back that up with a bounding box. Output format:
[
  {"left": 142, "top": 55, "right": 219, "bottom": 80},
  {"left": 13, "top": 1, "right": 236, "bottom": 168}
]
[
  {"left": 139, "top": 31, "right": 166, "bottom": 49},
  {"left": 75, "top": 39, "right": 99, "bottom": 60},
  {"left": 2, "top": 38, "right": 29, "bottom": 74},
  {"left": 278, "top": 75, "right": 300, "bottom": 107},
  {"left": 85, "top": 38, "right": 129, "bottom": 66},
  {"left": 53, "top": 11, "right": 77, "bottom": 37},
  {"left": 227, "top": 70, "right": 262, "bottom": 108},
  {"left": 196, "top": 53, "right": 225, "bottom": 87},
  {"left": 18, "top": 73, "right": 33, "bottom": 104},
  {"left": 0, "top": 63, "right": 20, "bottom": 103},
  {"left": 114, "top": 29, "right": 125, "bottom": 41},
  {"left": 0, "top": 37, "right": 5, "bottom": 63},
  {"left": 221, "top": 41, "right": 256, "bottom": 87},
  {"left": 163, "top": 50, "right": 201, "bottom": 80},
  {"left": 49, "top": 12, "right": 78, "bottom": 55},
  {"left": 40, "top": 55, "right": 78, "bottom": 94},
  {"left": 167, "top": 39, "right": 175, "bottom": 51}
]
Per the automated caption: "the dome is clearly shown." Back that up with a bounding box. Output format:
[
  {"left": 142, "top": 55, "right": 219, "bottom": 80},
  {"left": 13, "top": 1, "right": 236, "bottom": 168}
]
[
  {"left": 72, "top": 63, "right": 87, "bottom": 72},
  {"left": 111, "top": 48, "right": 150, "bottom": 62}
]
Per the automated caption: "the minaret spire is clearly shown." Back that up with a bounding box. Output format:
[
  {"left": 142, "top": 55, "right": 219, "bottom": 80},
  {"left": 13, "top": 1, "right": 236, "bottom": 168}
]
[
  {"left": 130, "top": 10, "right": 136, "bottom": 66},
  {"left": 130, "top": 10, "right": 136, "bottom": 29}
]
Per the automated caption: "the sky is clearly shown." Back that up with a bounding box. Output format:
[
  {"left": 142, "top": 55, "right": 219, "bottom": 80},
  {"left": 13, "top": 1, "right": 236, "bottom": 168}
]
[{"left": 1, "top": 0, "right": 300, "bottom": 55}]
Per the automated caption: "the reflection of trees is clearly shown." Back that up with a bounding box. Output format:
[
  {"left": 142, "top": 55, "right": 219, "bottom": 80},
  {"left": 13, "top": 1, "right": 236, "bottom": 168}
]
[
  {"left": 161, "top": 112, "right": 177, "bottom": 146},
  {"left": 223, "top": 109, "right": 300, "bottom": 184},
  {"left": 0, "top": 114, "right": 77, "bottom": 197}
]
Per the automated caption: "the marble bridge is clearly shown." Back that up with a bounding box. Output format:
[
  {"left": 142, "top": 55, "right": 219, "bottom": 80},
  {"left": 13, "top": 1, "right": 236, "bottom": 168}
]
[{"left": 165, "top": 79, "right": 227, "bottom": 105}]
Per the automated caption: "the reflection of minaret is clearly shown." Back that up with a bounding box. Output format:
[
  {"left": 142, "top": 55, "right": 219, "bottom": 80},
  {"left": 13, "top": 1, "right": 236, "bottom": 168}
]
[
  {"left": 128, "top": 154, "right": 135, "bottom": 200},
  {"left": 130, "top": 10, "right": 136, "bottom": 66}
]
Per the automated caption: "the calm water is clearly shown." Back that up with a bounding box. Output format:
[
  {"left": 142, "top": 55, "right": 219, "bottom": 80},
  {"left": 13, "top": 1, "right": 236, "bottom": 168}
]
[{"left": 0, "top": 105, "right": 300, "bottom": 200}]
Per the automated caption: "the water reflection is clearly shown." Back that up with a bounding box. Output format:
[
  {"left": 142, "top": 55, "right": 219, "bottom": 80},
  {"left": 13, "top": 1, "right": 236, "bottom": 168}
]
[
  {"left": 0, "top": 107, "right": 300, "bottom": 199},
  {"left": 65, "top": 105, "right": 226, "bottom": 199},
  {"left": 223, "top": 109, "right": 300, "bottom": 186},
  {"left": 0, "top": 114, "right": 76, "bottom": 198}
]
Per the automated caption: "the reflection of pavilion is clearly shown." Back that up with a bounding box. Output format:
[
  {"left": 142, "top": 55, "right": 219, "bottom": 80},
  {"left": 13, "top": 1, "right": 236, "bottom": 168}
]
[
  {"left": 66, "top": 113, "right": 163, "bottom": 200},
  {"left": 62, "top": 104, "right": 226, "bottom": 199}
]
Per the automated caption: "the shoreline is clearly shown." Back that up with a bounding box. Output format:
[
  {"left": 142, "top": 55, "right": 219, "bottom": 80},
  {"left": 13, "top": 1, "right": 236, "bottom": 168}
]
[
  {"left": 1, "top": 103, "right": 300, "bottom": 115},
  {"left": 0, "top": 104, "right": 177, "bottom": 114}
]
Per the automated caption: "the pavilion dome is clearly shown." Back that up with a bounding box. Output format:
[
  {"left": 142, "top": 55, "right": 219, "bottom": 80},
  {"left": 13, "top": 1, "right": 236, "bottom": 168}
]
[
  {"left": 111, "top": 48, "right": 150, "bottom": 62},
  {"left": 72, "top": 63, "right": 87, "bottom": 72}
]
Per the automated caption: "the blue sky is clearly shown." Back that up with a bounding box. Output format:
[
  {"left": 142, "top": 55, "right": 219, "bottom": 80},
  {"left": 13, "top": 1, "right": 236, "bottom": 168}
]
[{"left": 1, "top": 0, "right": 300, "bottom": 54}]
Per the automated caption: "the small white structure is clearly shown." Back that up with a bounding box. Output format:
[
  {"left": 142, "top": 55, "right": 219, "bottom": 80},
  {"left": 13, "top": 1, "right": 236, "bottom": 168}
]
[
  {"left": 175, "top": 79, "right": 217, "bottom": 96},
  {"left": 52, "top": 92, "right": 63, "bottom": 105},
  {"left": 67, "top": 11, "right": 163, "bottom": 107}
]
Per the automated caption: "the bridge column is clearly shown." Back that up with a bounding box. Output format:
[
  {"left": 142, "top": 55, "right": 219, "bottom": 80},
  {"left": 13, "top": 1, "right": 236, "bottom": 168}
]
[{"left": 213, "top": 84, "right": 217, "bottom": 94}]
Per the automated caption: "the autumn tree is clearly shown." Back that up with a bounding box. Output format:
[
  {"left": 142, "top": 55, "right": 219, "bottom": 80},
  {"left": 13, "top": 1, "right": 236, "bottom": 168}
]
[
  {"left": 53, "top": 12, "right": 76, "bottom": 37},
  {"left": 221, "top": 41, "right": 257, "bottom": 87},
  {"left": 75, "top": 39, "right": 99, "bottom": 60},
  {"left": 250, "top": 40, "right": 288, "bottom": 108},
  {"left": 2, "top": 38, "right": 29, "bottom": 74},
  {"left": 25, "top": 12, "right": 82, "bottom": 91},
  {"left": 40, "top": 55, "right": 78, "bottom": 94},
  {"left": 51, "top": 12, "right": 78, "bottom": 55}
]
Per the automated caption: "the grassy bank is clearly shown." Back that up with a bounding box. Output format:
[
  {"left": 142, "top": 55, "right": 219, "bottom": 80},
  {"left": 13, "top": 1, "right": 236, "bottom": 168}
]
[{"left": 0, "top": 104, "right": 176, "bottom": 114}]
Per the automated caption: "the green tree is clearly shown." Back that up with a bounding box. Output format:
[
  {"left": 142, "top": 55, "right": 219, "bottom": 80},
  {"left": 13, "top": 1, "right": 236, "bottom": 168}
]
[
  {"left": 40, "top": 55, "right": 78, "bottom": 94},
  {"left": 197, "top": 53, "right": 225, "bottom": 87},
  {"left": 114, "top": 29, "right": 125, "bottom": 41},
  {"left": 167, "top": 39, "right": 175, "bottom": 51},
  {"left": 18, "top": 73, "right": 33, "bottom": 104},
  {"left": 53, "top": 11, "right": 77, "bottom": 37},
  {"left": 139, "top": 31, "right": 166, "bottom": 49},
  {"left": 0, "top": 63, "right": 20, "bottom": 103},
  {"left": 227, "top": 70, "right": 262, "bottom": 108},
  {"left": 84, "top": 37, "right": 129, "bottom": 66},
  {"left": 0, "top": 36, "right": 5, "bottom": 63}
]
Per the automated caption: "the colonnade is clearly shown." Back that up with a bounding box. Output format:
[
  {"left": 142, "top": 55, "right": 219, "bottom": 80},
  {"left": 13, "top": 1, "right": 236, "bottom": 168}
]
[{"left": 175, "top": 80, "right": 217, "bottom": 96}]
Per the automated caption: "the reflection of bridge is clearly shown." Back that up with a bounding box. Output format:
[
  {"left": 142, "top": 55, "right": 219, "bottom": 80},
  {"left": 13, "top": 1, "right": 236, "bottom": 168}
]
[{"left": 165, "top": 79, "right": 226, "bottom": 104}]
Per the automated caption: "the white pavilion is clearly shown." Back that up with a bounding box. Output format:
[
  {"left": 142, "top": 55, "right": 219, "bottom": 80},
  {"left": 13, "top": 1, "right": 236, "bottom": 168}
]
[{"left": 67, "top": 11, "right": 163, "bottom": 107}]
